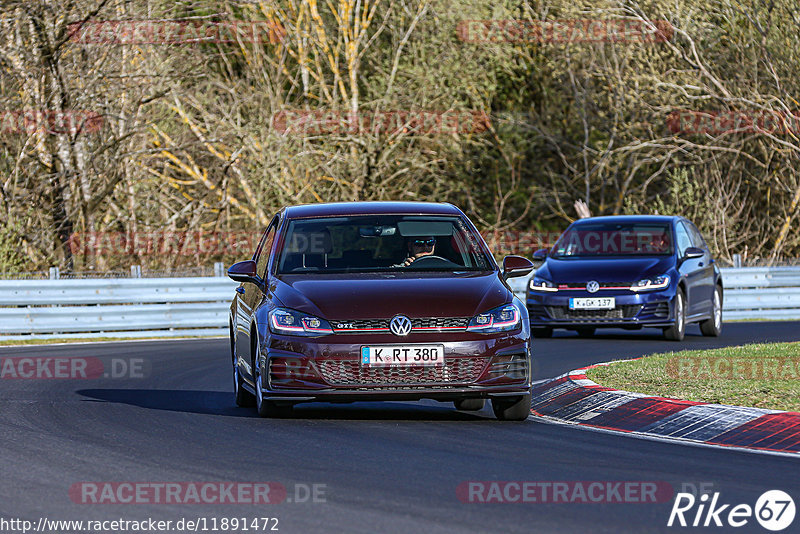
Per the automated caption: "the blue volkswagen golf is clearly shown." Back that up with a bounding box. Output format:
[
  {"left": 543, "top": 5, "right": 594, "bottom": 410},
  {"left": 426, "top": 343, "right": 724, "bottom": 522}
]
[{"left": 526, "top": 215, "right": 722, "bottom": 341}]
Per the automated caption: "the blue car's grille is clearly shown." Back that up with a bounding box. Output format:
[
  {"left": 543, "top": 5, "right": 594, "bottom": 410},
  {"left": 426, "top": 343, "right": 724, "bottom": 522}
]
[
  {"left": 556, "top": 282, "right": 634, "bottom": 290},
  {"left": 527, "top": 304, "right": 548, "bottom": 318},
  {"left": 545, "top": 305, "right": 641, "bottom": 321},
  {"left": 641, "top": 301, "right": 670, "bottom": 318}
]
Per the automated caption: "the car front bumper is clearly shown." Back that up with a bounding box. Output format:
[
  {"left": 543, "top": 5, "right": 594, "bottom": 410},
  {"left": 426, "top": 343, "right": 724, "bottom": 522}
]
[
  {"left": 251, "top": 330, "right": 532, "bottom": 403},
  {"left": 527, "top": 288, "right": 677, "bottom": 329}
]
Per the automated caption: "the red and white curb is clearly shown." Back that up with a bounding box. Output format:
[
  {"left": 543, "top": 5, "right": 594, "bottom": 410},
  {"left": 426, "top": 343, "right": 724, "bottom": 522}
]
[{"left": 530, "top": 362, "right": 800, "bottom": 456}]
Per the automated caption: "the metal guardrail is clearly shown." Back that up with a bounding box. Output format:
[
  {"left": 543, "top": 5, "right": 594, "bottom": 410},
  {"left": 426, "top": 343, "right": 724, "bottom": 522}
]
[
  {"left": 0, "top": 267, "right": 797, "bottom": 340},
  {"left": 0, "top": 277, "right": 237, "bottom": 340},
  {"left": 508, "top": 266, "right": 800, "bottom": 321},
  {"left": 719, "top": 267, "right": 800, "bottom": 320}
]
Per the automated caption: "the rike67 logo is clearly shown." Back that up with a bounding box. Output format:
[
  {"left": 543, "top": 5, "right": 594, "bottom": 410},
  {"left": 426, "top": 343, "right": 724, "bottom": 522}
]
[{"left": 668, "top": 490, "right": 795, "bottom": 531}]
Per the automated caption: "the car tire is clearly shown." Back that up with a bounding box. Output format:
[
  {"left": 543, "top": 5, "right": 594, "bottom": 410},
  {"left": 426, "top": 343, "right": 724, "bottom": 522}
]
[
  {"left": 664, "top": 289, "right": 686, "bottom": 341},
  {"left": 699, "top": 286, "right": 723, "bottom": 337},
  {"left": 254, "top": 367, "right": 293, "bottom": 418},
  {"left": 491, "top": 393, "right": 532, "bottom": 421},
  {"left": 532, "top": 327, "right": 553, "bottom": 338},
  {"left": 253, "top": 335, "right": 293, "bottom": 418},
  {"left": 232, "top": 331, "right": 255, "bottom": 407},
  {"left": 454, "top": 399, "right": 485, "bottom": 411},
  {"left": 234, "top": 364, "right": 255, "bottom": 407},
  {"left": 575, "top": 327, "right": 595, "bottom": 337}
]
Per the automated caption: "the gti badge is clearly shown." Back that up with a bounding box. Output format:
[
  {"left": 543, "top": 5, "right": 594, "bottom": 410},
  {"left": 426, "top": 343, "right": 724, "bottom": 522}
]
[
  {"left": 389, "top": 315, "right": 412, "bottom": 336},
  {"left": 586, "top": 280, "right": 600, "bottom": 293}
]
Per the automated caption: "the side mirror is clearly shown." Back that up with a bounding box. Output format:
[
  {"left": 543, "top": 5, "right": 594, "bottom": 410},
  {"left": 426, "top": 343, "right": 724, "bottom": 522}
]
[
  {"left": 683, "top": 247, "right": 705, "bottom": 260},
  {"left": 532, "top": 248, "right": 549, "bottom": 261},
  {"left": 502, "top": 255, "right": 535, "bottom": 280},
  {"left": 227, "top": 260, "right": 261, "bottom": 285}
]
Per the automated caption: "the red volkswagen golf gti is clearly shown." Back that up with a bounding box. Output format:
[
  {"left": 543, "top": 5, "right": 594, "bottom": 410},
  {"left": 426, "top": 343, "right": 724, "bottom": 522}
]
[{"left": 227, "top": 202, "right": 534, "bottom": 420}]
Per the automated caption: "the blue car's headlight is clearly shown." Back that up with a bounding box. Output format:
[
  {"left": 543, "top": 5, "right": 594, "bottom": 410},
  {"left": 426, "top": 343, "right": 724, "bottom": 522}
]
[
  {"left": 630, "top": 274, "right": 670, "bottom": 292},
  {"left": 529, "top": 277, "right": 558, "bottom": 292},
  {"left": 467, "top": 304, "right": 521, "bottom": 333},
  {"left": 269, "top": 308, "right": 333, "bottom": 336}
]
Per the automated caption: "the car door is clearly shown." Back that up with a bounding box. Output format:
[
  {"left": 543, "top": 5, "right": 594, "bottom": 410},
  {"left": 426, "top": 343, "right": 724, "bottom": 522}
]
[
  {"left": 675, "top": 220, "right": 705, "bottom": 317},
  {"left": 685, "top": 220, "right": 715, "bottom": 316},
  {"left": 236, "top": 217, "right": 278, "bottom": 381}
]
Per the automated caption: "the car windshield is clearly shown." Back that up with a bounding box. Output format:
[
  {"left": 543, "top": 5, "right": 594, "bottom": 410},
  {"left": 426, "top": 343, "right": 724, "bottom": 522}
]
[
  {"left": 550, "top": 222, "right": 674, "bottom": 258},
  {"left": 277, "top": 215, "right": 493, "bottom": 274}
]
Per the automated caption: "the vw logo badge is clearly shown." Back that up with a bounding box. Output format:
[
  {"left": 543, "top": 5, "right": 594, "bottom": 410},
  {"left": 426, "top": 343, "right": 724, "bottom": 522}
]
[
  {"left": 389, "top": 315, "right": 412, "bottom": 336},
  {"left": 586, "top": 280, "right": 600, "bottom": 293}
]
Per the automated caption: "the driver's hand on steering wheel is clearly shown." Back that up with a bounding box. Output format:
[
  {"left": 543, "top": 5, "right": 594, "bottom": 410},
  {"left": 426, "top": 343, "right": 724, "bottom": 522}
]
[{"left": 401, "top": 253, "right": 427, "bottom": 267}]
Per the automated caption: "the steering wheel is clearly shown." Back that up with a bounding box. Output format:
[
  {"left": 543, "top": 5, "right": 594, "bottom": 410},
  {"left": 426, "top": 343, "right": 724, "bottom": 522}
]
[{"left": 408, "top": 254, "right": 451, "bottom": 265}]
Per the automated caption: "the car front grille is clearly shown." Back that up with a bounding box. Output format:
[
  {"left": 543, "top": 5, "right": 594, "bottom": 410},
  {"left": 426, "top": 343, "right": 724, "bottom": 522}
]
[
  {"left": 332, "top": 319, "right": 387, "bottom": 331},
  {"left": 487, "top": 352, "right": 528, "bottom": 380},
  {"left": 331, "top": 317, "right": 469, "bottom": 333},
  {"left": 527, "top": 304, "right": 547, "bottom": 318},
  {"left": 316, "top": 356, "right": 488, "bottom": 386},
  {"left": 641, "top": 301, "right": 670, "bottom": 318},
  {"left": 557, "top": 282, "right": 632, "bottom": 290},
  {"left": 545, "top": 304, "right": 641, "bottom": 321},
  {"left": 413, "top": 317, "right": 470, "bottom": 329}
]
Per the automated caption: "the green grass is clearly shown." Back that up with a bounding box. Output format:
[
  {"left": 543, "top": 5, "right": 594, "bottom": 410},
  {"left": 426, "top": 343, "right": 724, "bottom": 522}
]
[
  {"left": 586, "top": 342, "right": 800, "bottom": 412},
  {"left": 0, "top": 335, "right": 221, "bottom": 347}
]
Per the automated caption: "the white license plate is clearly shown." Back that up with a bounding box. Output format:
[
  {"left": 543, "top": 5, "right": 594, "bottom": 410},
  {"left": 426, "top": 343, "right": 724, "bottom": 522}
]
[
  {"left": 360, "top": 345, "right": 444, "bottom": 367},
  {"left": 569, "top": 297, "right": 616, "bottom": 310}
]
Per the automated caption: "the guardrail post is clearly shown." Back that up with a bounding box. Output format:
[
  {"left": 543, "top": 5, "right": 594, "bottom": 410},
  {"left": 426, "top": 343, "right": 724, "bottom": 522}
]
[
  {"left": 131, "top": 265, "right": 142, "bottom": 278},
  {"left": 733, "top": 254, "right": 742, "bottom": 268},
  {"left": 214, "top": 262, "right": 225, "bottom": 277},
  {"left": 49, "top": 267, "right": 59, "bottom": 280}
]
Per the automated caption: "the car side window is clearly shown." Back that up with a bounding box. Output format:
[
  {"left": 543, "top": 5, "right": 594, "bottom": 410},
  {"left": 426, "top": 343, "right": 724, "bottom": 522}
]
[
  {"left": 686, "top": 221, "right": 707, "bottom": 250},
  {"left": 255, "top": 218, "right": 279, "bottom": 278},
  {"left": 675, "top": 222, "right": 692, "bottom": 257}
]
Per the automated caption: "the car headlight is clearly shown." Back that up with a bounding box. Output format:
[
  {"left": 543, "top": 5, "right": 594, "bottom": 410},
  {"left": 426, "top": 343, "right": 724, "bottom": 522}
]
[
  {"left": 467, "top": 304, "right": 521, "bottom": 333},
  {"left": 529, "top": 277, "right": 558, "bottom": 292},
  {"left": 630, "top": 274, "right": 670, "bottom": 292},
  {"left": 269, "top": 308, "right": 333, "bottom": 336}
]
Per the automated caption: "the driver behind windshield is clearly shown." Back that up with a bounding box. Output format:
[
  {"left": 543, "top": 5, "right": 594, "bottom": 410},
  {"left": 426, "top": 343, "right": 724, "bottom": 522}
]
[{"left": 399, "top": 236, "right": 436, "bottom": 267}]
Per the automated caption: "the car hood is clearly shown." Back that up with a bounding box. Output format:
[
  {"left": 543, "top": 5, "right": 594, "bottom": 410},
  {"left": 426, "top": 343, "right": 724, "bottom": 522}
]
[
  {"left": 538, "top": 256, "right": 674, "bottom": 284},
  {"left": 273, "top": 272, "right": 510, "bottom": 320}
]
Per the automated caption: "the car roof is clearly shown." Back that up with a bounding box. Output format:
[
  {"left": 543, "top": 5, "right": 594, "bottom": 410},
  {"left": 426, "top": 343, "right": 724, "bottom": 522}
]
[
  {"left": 283, "top": 201, "right": 463, "bottom": 219},
  {"left": 570, "top": 215, "right": 679, "bottom": 225}
]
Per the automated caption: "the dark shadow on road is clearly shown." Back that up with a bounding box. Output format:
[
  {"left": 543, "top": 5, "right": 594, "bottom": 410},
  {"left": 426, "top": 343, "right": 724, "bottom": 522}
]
[
  {"left": 546, "top": 325, "right": 707, "bottom": 341},
  {"left": 77, "top": 389, "right": 253, "bottom": 417},
  {"left": 76, "top": 388, "right": 492, "bottom": 421}
]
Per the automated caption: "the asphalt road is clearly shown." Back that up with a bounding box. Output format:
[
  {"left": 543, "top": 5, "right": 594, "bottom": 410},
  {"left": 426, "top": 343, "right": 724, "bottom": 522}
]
[{"left": 1, "top": 322, "right": 799, "bottom": 534}]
